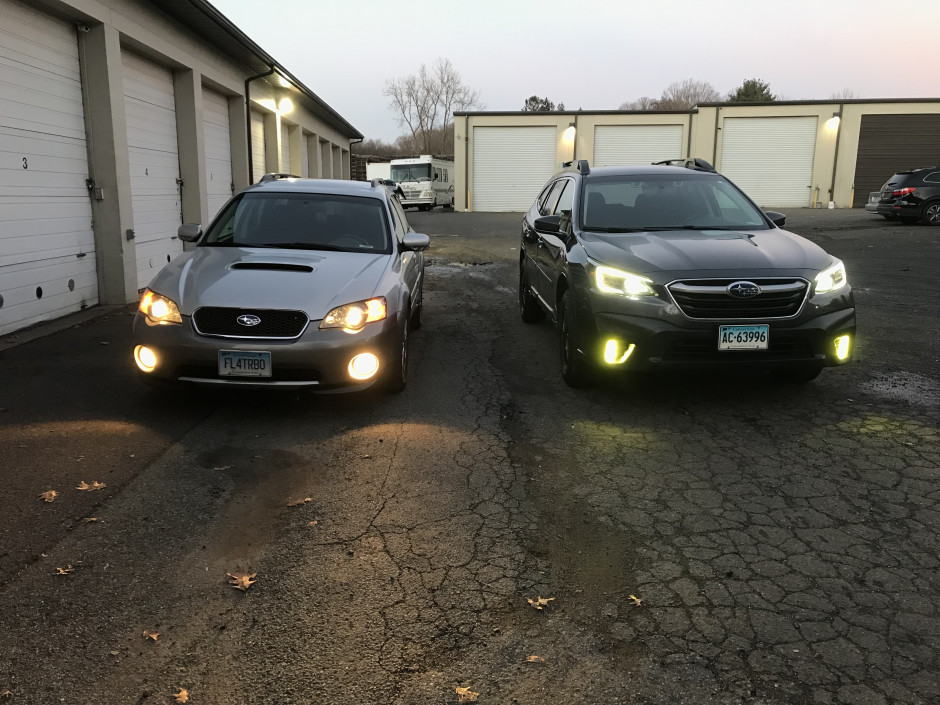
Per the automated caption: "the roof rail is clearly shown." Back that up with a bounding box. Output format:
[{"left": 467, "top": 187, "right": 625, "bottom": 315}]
[
  {"left": 561, "top": 159, "right": 591, "bottom": 175},
  {"left": 259, "top": 172, "right": 302, "bottom": 182},
  {"left": 652, "top": 158, "right": 716, "bottom": 173}
]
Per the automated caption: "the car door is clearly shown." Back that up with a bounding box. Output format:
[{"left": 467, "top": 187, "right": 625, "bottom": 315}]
[
  {"left": 526, "top": 180, "right": 565, "bottom": 300},
  {"left": 390, "top": 197, "right": 423, "bottom": 311},
  {"left": 536, "top": 178, "right": 575, "bottom": 313}
]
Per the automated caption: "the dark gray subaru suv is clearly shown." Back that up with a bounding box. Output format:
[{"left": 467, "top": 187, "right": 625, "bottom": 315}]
[{"left": 518, "top": 159, "right": 856, "bottom": 387}]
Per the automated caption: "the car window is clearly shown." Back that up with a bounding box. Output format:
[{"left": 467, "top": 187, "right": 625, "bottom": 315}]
[
  {"left": 540, "top": 181, "right": 564, "bottom": 216},
  {"left": 923, "top": 172, "right": 940, "bottom": 184},
  {"left": 390, "top": 198, "right": 410, "bottom": 242},
  {"left": 581, "top": 175, "right": 769, "bottom": 231},
  {"left": 202, "top": 192, "right": 392, "bottom": 253},
  {"left": 554, "top": 180, "right": 574, "bottom": 227}
]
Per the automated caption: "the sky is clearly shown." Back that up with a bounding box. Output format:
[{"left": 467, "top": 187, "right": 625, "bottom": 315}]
[{"left": 209, "top": 0, "right": 940, "bottom": 143}]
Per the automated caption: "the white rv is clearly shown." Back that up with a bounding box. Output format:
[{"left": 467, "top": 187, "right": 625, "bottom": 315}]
[
  {"left": 389, "top": 155, "right": 454, "bottom": 210},
  {"left": 365, "top": 162, "right": 391, "bottom": 181}
]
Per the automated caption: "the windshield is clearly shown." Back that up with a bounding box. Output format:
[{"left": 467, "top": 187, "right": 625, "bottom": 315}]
[
  {"left": 391, "top": 164, "right": 431, "bottom": 182},
  {"left": 581, "top": 174, "right": 770, "bottom": 232},
  {"left": 202, "top": 192, "right": 391, "bottom": 253}
]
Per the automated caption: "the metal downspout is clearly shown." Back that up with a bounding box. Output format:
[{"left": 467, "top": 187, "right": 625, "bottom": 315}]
[
  {"left": 245, "top": 67, "right": 276, "bottom": 183},
  {"left": 829, "top": 102, "right": 845, "bottom": 207}
]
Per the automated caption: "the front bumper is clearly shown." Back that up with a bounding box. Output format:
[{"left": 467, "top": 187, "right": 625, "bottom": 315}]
[
  {"left": 401, "top": 198, "right": 433, "bottom": 208},
  {"left": 132, "top": 312, "right": 402, "bottom": 391}
]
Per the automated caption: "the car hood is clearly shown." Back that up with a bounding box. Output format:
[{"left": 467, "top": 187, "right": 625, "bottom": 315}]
[
  {"left": 580, "top": 228, "right": 833, "bottom": 276},
  {"left": 148, "top": 246, "right": 390, "bottom": 319}
]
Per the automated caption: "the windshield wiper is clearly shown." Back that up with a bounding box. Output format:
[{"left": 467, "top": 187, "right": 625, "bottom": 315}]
[
  {"left": 247, "top": 242, "right": 343, "bottom": 251},
  {"left": 584, "top": 226, "right": 644, "bottom": 233}
]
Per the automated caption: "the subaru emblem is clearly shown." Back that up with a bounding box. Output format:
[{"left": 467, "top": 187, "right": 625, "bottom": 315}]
[
  {"left": 727, "top": 281, "right": 761, "bottom": 298},
  {"left": 237, "top": 314, "right": 261, "bottom": 326}
]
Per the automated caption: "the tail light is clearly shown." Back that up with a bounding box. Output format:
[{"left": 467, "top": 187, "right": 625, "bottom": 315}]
[{"left": 892, "top": 186, "right": 917, "bottom": 197}]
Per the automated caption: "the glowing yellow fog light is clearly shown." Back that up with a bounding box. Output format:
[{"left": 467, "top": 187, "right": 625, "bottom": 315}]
[
  {"left": 348, "top": 353, "right": 380, "bottom": 380},
  {"left": 603, "top": 340, "right": 635, "bottom": 365},
  {"left": 834, "top": 335, "right": 851, "bottom": 361},
  {"left": 134, "top": 345, "right": 157, "bottom": 373}
]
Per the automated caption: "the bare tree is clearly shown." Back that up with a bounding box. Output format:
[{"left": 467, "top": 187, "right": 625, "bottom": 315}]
[
  {"left": 830, "top": 88, "right": 859, "bottom": 100},
  {"left": 619, "top": 96, "right": 660, "bottom": 110},
  {"left": 657, "top": 79, "right": 721, "bottom": 109},
  {"left": 384, "top": 58, "right": 482, "bottom": 156}
]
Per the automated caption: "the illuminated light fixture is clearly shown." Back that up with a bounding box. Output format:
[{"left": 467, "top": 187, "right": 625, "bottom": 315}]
[
  {"left": 134, "top": 345, "right": 157, "bottom": 373},
  {"left": 826, "top": 112, "right": 841, "bottom": 130},
  {"left": 604, "top": 340, "right": 635, "bottom": 365},
  {"left": 348, "top": 353, "right": 380, "bottom": 380},
  {"left": 278, "top": 98, "right": 294, "bottom": 114},
  {"left": 834, "top": 335, "right": 851, "bottom": 361}
]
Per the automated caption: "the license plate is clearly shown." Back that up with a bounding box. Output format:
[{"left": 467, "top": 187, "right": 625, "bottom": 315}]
[
  {"left": 719, "top": 325, "right": 769, "bottom": 350},
  {"left": 218, "top": 350, "right": 271, "bottom": 377}
]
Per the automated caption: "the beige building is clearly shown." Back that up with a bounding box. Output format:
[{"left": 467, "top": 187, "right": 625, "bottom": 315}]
[
  {"left": 0, "top": 0, "right": 361, "bottom": 336},
  {"left": 454, "top": 100, "right": 940, "bottom": 213}
]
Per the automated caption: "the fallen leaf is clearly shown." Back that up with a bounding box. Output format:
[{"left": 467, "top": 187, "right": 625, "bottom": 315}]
[
  {"left": 173, "top": 688, "right": 189, "bottom": 703},
  {"left": 629, "top": 594, "right": 644, "bottom": 606},
  {"left": 287, "top": 497, "right": 311, "bottom": 507},
  {"left": 76, "top": 480, "right": 106, "bottom": 491},
  {"left": 227, "top": 570, "right": 257, "bottom": 591},
  {"left": 213, "top": 465, "right": 232, "bottom": 471},
  {"left": 1, "top": 690, "right": 12, "bottom": 699},
  {"left": 527, "top": 595, "right": 555, "bottom": 610},
  {"left": 40, "top": 490, "right": 58, "bottom": 502},
  {"left": 55, "top": 565, "right": 74, "bottom": 575},
  {"left": 143, "top": 630, "right": 159, "bottom": 641},
  {"left": 307, "top": 520, "right": 319, "bottom": 526},
  {"left": 84, "top": 517, "right": 99, "bottom": 523},
  {"left": 361, "top": 454, "right": 372, "bottom": 459},
  {"left": 526, "top": 655, "right": 545, "bottom": 663},
  {"left": 455, "top": 686, "right": 479, "bottom": 702}
]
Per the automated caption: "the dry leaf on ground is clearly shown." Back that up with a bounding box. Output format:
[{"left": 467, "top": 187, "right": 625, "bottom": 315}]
[
  {"left": 629, "top": 594, "right": 644, "bottom": 606},
  {"left": 213, "top": 465, "right": 232, "bottom": 471},
  {"left": 40, "top": 490, "right": 58, "bottom": 502},
  {"left": 76, "top": 481, "right": 106, "bottom": 491},
  {"left": 84, "top": 517, "right": 98, "bottom": 523},
  {"left": 55, "top": 565, "right": 74, "bottom": 575},
  {"left": 143, "top": 630, "right": 159, "bottom": 641},
  {"left": 526, "top": 655, "right": 545, "bottom": 663},
  {"left": 307, "top": 520, "right": 319, "bottom": 526},
  {"left": 173, "top": 688, "right": 189, "bottom": 703},
  {"left": 1, "top": 690, "right": 13, "bottom": 699},
  {"left": 287, "top": 497, "right": 311, "bottom": 507},
  {"left": 455, "top": 686, "right": 479, "bottom": 702},
  {"left": 227, "top": 570, "right": 257, "bottom": 591},
  {"left": 527, "top": 596, "right": 554, "bottom": 610}
]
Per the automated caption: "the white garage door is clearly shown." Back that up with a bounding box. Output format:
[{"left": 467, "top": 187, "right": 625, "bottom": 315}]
[
  {"left": 594, "top": 125, "right": 684, "bottom": 166},
  {"left": 202, "top": 88, "right": 233, "bottom": 220},
  {"left": 123, "top": 50, "right": 182, "bottom": 290},
  {"left": 472, "top": 126, "right": 557, "bottom": 212},
  {"left": 0, "top": 1, "right": 96, "bottom": 336},
  {"left": 250, "top": 110, "right": 266, "bottom": 183},
  {"left": 720, "top": 117, "right": 818, "bottom": 208}
]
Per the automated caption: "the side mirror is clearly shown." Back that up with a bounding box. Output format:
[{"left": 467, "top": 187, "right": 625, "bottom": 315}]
[
  {"left": 178, "top": 223, "right": 203, "bottom": 242},
  {"left": 534, "top": 215, "right": 561, "bottom": 233},
  {"left": 765, "top": 211, "right": 786, "bottom": 228},
  {"left": 402, "top": 232, "right": 430, "bottom": 252}
]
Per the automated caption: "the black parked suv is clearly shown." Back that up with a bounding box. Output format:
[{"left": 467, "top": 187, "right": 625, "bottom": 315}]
[
  {"left": 518, "top": 159, "right": 856, "bottom": 387},
  {"left": 870, "top": 167, "right": 940, "bottom": 225}
]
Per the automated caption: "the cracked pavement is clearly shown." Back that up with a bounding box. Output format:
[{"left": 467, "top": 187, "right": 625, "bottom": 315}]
[{"left": 0, "top": 209, "right": 937, "bottom": 705}]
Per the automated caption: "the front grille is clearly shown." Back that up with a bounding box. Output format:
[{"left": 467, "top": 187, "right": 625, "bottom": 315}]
[
  {"left": 668, "top": 278, "right": 808, "bottom": 319},
  {"left": 663, "top": 337, "right": 814, "bottom": 362},
  {"left": 192, "top": 307, "right": 308, "bottom": 338}
]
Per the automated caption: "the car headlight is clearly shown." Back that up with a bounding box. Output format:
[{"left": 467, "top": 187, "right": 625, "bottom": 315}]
[
  {"left": 320, "top": 297, "right": 387, "bottom": 332},
  {"left": 814, "top": 259, "right": 847, "bottom": 294},
  {"left": 138, "top": 289, "right": 182, "bottom": 325},
  {"left": 593, "top": 265, "right": 655, "bottom": 296}
]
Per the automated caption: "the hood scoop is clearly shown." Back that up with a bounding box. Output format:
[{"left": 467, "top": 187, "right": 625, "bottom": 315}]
[{"left": 230, "top": 262, "right": 314, "bottom": 273}]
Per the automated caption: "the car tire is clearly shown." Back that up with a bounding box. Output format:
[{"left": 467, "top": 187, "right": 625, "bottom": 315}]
[
  {"left": 519, "top": 262, "right": 545, "bottom": 323},
  {"left": 920, "top": 199, "right": 940, "bottom": 226},
  {"left": 383, "top": 317, "right": 409, "bottom": 393},
  {"left": 772, "top": 365, "right": 823, "bottom": 384},
  {"left": 558, "top": 290, "right": 593, "bottom": 388}
]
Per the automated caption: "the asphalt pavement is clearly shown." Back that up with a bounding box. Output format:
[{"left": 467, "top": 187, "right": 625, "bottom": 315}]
[{"left": 0, "top": 207, "right": 937, "bottom": 705}]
